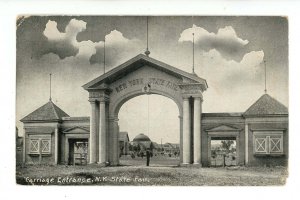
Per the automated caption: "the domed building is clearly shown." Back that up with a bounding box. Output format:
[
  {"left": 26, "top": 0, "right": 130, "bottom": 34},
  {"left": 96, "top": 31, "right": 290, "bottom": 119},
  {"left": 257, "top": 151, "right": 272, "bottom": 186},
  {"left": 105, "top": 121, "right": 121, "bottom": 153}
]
[
  {"left": 133, "top": 133, "right": 151, "bottom": 142},
  {"left": 131, "top": 133, "right": 153, "bottom": 153}
]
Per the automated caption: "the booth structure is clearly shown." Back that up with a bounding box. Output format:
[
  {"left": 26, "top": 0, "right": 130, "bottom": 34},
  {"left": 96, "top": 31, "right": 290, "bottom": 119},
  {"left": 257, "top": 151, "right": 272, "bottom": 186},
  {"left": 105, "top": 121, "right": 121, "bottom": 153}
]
[{"left": 21, "top": 54, "right": 288, "bottom": 167}]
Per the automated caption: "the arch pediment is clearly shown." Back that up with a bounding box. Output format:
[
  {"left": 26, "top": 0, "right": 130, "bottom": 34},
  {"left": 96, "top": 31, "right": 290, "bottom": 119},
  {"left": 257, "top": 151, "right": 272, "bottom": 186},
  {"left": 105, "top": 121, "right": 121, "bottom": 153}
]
[
  {"left": 82, "top": 54, "right": 208, "bottom": 91},
  {"left": 206, "top": 124, "right": 240, "bottom": 132},
  {"left": 63, "top": 126, "right": 89, "bottom": 134}
]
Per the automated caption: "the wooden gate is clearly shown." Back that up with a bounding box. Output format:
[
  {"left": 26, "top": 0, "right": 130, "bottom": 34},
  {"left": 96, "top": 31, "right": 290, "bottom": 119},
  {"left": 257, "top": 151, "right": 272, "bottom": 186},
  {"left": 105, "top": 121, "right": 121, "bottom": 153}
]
[{"left": 69, "top": 140, "right": 88, "bottom": 165}]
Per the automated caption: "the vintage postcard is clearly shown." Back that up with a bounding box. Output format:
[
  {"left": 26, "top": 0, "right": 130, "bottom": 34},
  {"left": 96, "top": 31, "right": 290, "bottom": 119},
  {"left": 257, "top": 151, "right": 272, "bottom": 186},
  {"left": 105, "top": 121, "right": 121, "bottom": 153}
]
[{"left": 16, "top": 16, "right": 288, "bottom": 186}]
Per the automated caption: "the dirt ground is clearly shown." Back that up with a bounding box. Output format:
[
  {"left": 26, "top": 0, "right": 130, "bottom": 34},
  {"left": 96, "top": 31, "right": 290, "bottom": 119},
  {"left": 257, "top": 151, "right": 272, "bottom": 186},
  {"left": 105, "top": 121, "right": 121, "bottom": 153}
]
[{"left": 16, "top": 161, "right": 288, "bottom": 186}]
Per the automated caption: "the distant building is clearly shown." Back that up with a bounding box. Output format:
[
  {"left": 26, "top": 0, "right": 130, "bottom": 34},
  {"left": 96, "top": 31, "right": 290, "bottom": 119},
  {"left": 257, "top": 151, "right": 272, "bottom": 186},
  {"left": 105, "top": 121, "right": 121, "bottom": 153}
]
[
  {"left": 119, "top": 132, "right": 130, "bottom": 155},
  {"left": 163, "top": 143, "right": 180, "bottom": 155},
  {"left": 131, "top": 133, "right": 153, "bottom": 152}
]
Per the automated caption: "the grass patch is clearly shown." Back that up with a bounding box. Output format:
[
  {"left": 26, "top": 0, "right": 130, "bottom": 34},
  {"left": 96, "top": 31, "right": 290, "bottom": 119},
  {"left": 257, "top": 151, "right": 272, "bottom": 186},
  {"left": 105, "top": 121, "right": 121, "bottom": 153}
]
[{"left": 16, "top": 164, "right": 288, "bottom": 186}]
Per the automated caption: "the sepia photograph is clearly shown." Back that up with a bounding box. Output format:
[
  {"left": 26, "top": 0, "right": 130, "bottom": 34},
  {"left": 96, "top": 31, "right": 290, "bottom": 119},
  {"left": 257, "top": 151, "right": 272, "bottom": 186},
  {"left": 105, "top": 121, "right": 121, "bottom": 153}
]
[{"left": 15, "top": 15, "right": 288, "bottom": 186}]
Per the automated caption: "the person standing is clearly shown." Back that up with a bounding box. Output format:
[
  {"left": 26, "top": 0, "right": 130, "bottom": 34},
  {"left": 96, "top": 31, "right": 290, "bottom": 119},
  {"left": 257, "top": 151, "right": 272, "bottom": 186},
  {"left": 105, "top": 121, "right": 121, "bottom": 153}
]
[{"left": 146, "top": 149, "right": 151, "bottom": 166}]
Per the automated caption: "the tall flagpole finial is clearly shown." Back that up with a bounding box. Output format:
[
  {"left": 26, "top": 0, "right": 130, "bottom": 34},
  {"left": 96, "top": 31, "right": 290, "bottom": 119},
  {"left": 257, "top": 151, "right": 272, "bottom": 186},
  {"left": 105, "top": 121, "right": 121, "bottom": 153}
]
[
  {"left": 49, "top": 73, "right": 52, "bottom": 101},
  {"left": 145, "top": 16, "right": 150, "bottom": 57},
  {"left": 264, "top": 60, "right": 267, "bottom": 94},
  {"left": 103, "top": 38, "right": 106, "bottom": 74},
  {"left": 192, "top": 32, "right": 195, "bottom": 73}
]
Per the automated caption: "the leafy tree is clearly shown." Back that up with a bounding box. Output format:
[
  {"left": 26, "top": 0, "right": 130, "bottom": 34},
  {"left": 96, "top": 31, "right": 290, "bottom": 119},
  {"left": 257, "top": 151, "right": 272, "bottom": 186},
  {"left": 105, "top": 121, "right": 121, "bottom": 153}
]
[
  {"left": 128, "top": 143, "right": 133, "bottom": 151},
  {"left": 221, "top": 140, "right": 234, "bottom": 153},
  {"left": 137, "top": 144, "right": 141, "bottom": 152}
]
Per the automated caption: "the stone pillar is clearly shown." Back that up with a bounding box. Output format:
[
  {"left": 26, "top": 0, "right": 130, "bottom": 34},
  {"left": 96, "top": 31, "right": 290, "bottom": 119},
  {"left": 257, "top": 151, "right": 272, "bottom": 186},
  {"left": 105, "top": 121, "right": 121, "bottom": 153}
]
[
  {"left": 22, "top": 128, "right": 28, "bottom": 165},
  {"left": 182, "top": 97, "right": 191, "bottom": 164},
  {"left": 236, "top": 135, "right": 240, "bottom": 165},
  {"left": 245, "top": 123, "right": 249, "bottom": 165},
  {"left": 98, "top": 101, "right": 107, "bottom": 164},
  {"left": 22, "top": 129, "right": 26, "bottom": 164},
  {"left": 89, "top": 100, "right": 98, "bottom": 163},
  {"left": 179, "top": 115, "right": 183, "bottom": 163},
  {"left": 109, "top": 116, "right": 119, "bottom": 166},
  {"left": 54, "top": 128, "right": 59, "bottom": 165},
  {"left": 113, "top": 119, "right": 120, "bottom": 165},
  {"left": 193, "top": 97, "right": 202, "bottom": 165},
  {"left": 207, "top": 135, "right": 211, "bottom": 167},
  {"left": 65, "top": 138, "right": 69, "bottom": 164}
]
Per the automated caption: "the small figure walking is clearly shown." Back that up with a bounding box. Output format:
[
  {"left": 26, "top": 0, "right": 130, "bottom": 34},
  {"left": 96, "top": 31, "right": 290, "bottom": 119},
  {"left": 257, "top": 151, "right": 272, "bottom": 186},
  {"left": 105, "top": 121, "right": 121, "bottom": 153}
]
[{"left": 146, "top": 149, "right": 151, "bottom": 166}]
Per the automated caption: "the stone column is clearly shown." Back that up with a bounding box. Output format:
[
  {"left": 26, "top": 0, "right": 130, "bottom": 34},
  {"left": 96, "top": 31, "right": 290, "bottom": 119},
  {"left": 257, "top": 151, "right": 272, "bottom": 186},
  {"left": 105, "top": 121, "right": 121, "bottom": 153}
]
[
  {"left": 110, "top": 119, "right": 119, "bottom": 165},
  {"left": 179, "top": 115, "right": 183, "bottom": 163},
  {"left": 236, "top": 135, "right": 240, "bottom": 165},
  {"left": 22, "top": 129, "right": 26, "bottom": 164},
  {"left": 207, "top": 135, "right": 211, "bottom": 167},
  {"left": 89, "top": 100, "right": 98, "bottom": 164},
  {"left": 182, "top": 97, "right": 191, "bottom": 164},
  {"left": 245, "top": 123, "right": 249, "bottom": 165},
  {"left": 193, "top": 97, "right": 202, "bottom": 165},
  {"left": 109, "top": 116, "right": 119, "bottom": 166},
  {"left": 54, "top": 128, "right": 59, "bottom": 165},
  {"left": 98, "top": 101, "right": 107, "bottom": 164},
  {"left": 64, "top": 137, "right": 69, "bottom": 164}
]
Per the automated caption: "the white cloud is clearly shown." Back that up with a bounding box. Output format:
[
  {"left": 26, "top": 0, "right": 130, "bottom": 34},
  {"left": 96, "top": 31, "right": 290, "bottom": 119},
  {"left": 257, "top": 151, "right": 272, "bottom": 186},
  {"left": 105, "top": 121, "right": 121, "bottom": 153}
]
[
  {"left": 240, "top": 50, "right": 264, "bottom": 67},
  {"left": 201, "top": 49, "right": 264, "bottom": 75},
  {"left": 43, "top": 19, "right": 86, "bottom": 43},
  {"left": 216, "top": 26, "right": 249, "bottom": 46},
  {"left": 43, "top": 20, "right": 65, "bottom": 40},
  {"left": 105, "top": 30, "right": 129, "bottom": 45},
  {"left": 179, "top": 24, "right": 248, "bottom": 46},
  {"left": 42, "top": 19, "right": 140, "bottom": 61},
  {"left": 197, "top": 49, "right": 265, "bottom": 112},
  {"left": 178, "top": 24, "right": 249, "bottom": 61}
]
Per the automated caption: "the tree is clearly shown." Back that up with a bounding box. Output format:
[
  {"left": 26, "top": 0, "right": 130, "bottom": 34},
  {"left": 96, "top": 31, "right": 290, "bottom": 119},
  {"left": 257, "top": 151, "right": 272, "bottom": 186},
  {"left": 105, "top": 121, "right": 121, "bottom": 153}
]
[
  {"left": 220, "top": 140, "right": 234, "bottom": 167},
  {"left": 221, "top": 140, "right": 234, "bottom": 153},
  {"left": 137, "top": 144, "right": 141, "bottom": 152},
  {"left": 128, "top": 143, "right": 133, "bottom": 151}
]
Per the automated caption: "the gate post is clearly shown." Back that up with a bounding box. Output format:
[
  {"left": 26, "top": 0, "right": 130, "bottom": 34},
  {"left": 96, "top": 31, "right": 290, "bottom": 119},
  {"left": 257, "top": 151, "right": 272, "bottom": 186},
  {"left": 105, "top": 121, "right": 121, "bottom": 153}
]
[
  {"left": 98, "top": 100, "right": 107, "bottom": 164},
  {"left": 179, "top": 115, "right": 183, "bottom": 163},
  {"left": 182, "top": 97, "right": 191, "bottom": 164},
  {"left": 89, "top": 99, "right": 98, "bottom": 164},
  {"left": 108, "top": 117, "right": 119, "bottom": 166},
  {"left": 193, "top": 96, "right": 202, "bottom": 165}
]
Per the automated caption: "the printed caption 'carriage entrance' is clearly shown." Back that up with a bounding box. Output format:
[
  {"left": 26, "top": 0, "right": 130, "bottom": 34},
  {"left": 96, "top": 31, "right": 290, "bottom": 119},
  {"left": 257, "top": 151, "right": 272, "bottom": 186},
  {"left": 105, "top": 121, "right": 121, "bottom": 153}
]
[{"left": 83, "top": 54, "right": 208, "bottom": 166}]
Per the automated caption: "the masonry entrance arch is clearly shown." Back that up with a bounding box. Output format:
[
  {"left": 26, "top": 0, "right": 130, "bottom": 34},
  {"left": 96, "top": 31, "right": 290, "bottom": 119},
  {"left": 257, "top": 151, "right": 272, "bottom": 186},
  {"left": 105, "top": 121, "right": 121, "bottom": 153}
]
[{"left": 82, "top": 54, "right": 208, "bottom": 166}]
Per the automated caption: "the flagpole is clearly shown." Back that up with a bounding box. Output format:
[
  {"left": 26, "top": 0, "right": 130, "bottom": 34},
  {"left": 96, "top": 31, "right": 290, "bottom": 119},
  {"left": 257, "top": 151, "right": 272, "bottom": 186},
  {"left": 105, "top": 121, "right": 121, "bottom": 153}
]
[{"left": 49, "top": 73, "right": 52, "bottom": 101}]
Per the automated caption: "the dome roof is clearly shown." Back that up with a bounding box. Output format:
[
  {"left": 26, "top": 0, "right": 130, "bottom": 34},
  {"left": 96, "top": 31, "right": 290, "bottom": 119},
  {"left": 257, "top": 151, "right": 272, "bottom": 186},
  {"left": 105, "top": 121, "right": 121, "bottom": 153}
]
[{"left": 133, "top": 133, "right": 151, "bottom": 142}]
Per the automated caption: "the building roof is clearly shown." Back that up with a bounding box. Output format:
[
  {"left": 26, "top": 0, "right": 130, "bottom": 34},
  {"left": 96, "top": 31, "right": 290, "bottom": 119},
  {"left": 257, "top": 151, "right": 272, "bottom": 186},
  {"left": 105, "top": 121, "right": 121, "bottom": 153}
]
[
  {"left": 133, "top": 133, "right": 151, "bottom": 142},
  {"left": 62, "top": 116, "right": 90, "bottom": 121},
  {"left": 25, "top": 127, "right": 54, "bottom": 134},
  {"left": 202, "top": 113, "right": 243, "bottom": 117},
  {"left": 244, "top": 94, "right": 288, "bottom": 116},
  {"left": 119, "top": 132, "right": 130, "bottom": 142},
  {"left": 82, "top": 54, "right": 208, "bottom": 91},
  {"left": 21, "top": 100, "right": 69, "bottom": 122}
]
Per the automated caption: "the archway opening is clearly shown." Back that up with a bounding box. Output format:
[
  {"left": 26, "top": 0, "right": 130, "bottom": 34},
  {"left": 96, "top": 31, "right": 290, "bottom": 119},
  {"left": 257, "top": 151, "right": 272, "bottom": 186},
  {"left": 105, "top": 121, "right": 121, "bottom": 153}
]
[{"left": 117, "top": 94, "right": 180, "bottom": 166}]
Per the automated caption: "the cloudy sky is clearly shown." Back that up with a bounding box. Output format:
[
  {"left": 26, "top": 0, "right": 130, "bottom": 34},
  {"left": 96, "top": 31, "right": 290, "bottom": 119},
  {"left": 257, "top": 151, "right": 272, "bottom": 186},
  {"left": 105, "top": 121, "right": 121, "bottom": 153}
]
[{"left": 16, "top": 16, "right": 288, "bottom": 143}]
